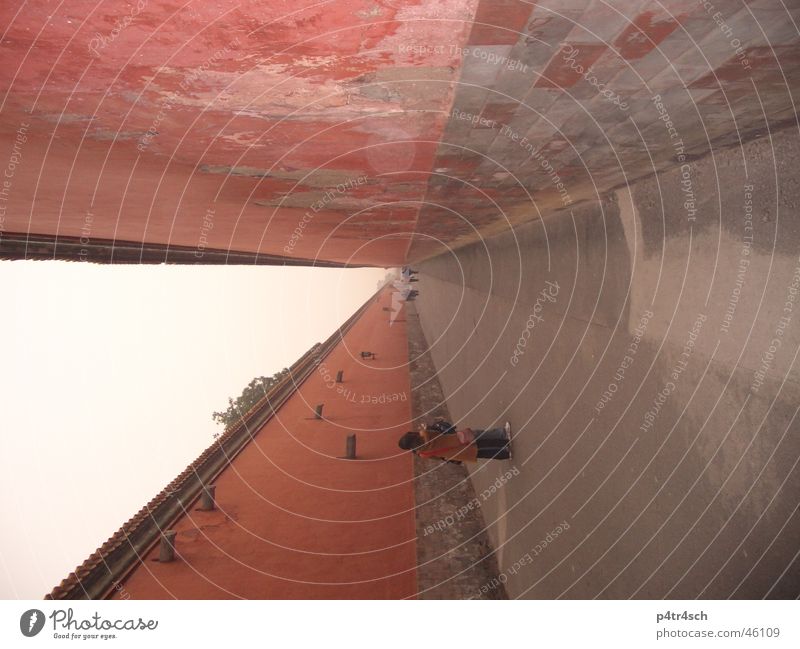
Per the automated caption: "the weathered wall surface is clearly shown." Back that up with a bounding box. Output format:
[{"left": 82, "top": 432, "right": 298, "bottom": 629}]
[
  {"left": 0, "top": 1, "right": 796, "bottom": 264},
  {"left": 410, "top": 0, "right": 800, "bottom": 259},
  {"left": 0, "top": 0, "right": 478, "bottom": 266}
]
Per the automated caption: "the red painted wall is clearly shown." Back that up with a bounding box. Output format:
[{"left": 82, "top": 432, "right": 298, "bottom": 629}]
[
  {"left": 0, "top": 0, "right": 479, "bottom": 266},
  {"left": 114, "top": 288, "right": 417, "bottom": 598}
]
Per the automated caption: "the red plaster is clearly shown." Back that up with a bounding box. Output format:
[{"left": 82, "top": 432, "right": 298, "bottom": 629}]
[
  {"left": 0, "top": 0, "right": 479, "bottom": 266},
  {"left": 113, "top": 289, "right": 417, "bottom": 599},
  {"left": 689, "top": 45, "right": 799, "bottom": 89},
  {"left": 468, "top": 0, "right": 534, "bottom": 45},
  {"left": 614, "top": 11, "right": 682, "bottom": 60}
]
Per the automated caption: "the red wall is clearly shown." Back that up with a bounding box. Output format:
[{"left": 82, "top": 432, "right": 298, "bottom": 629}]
[
  {"left": 0, "top": 0, "right": 479, "bottom": 266},
  {"left": 114, "top": 289, "right": 417, "bottom": 598}
]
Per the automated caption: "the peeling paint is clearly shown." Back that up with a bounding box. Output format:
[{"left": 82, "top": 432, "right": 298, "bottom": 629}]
[{"left": 1, "top": 0, "right": 796, "bottom": 268}]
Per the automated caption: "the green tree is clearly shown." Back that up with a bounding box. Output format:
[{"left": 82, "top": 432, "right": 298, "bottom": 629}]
[{"left": 212, "top": 368, "right": 290, "bottom": 429}]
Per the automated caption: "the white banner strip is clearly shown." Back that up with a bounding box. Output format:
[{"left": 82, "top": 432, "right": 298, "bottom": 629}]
[{"left": 0, "top": 600, "right": 797, "bottom": 648}]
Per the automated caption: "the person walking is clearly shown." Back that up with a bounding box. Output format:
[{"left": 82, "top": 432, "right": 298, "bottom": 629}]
[{"left": 398, "top": 419, "right": 512, "bottom": 463}]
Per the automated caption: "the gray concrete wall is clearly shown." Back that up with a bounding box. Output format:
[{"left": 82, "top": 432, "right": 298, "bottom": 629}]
[{"left": 414, "top": 125, "right": 800, "bottom": 598}]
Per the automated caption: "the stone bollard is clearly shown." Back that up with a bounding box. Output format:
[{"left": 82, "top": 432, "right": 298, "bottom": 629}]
[
  {"left": 345, "top": 434, "right": 356, "bottom": 459},
  {"left": 159, "top": 530, "right": 177, "bottom": 563},
  {"left": 198, "top": 485, "right": 216, "bottom": 511}
]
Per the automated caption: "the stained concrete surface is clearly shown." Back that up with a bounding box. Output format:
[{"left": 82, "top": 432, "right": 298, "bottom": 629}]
[
  {"left": 405, "top": 300, "right": 506, "bottom": 599},
  {"left": 414, "top": 126, "right": 800, "bottom": 598}
]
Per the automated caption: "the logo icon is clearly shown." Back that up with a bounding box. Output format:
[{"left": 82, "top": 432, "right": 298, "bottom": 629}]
[{"left": 20, "top": 609, "right": 45, "bottom": 637}]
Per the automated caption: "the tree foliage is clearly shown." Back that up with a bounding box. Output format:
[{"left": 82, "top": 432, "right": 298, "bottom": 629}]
[{"left": 212, "top": 368, "right": 290, "bottom": 428}]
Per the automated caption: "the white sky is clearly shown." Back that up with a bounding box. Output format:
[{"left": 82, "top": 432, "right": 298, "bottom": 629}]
[{"left": 0, "top": 261, "right": 387, "bottom": 599}]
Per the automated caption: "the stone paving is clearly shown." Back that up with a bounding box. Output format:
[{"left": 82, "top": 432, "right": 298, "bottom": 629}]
[
  {"left": 413, "top": 125, "right": 800, "bottom": 599},
  {"left": 405, "top": 301, "right": 507, "bottom": 599}
]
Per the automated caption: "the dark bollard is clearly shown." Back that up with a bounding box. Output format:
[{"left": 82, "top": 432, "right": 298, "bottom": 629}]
[
  {"left": 315, "top": 404, "right": 324, "bottom": 419},
  {"left": 198, "top": 485, "right": 216, "bottom": 511},
  {"left": 345, "top": 434, "right": 356, "bottom": 459},
  {"left": 336, "top": 370, "right": 343, "bottom": 383},
  {"left": 159, "top": 530, "right": 177, "bottom": 563}
]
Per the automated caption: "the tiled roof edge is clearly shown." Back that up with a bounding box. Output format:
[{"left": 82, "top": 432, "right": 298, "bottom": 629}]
[{"left": 45, "top": 286, "right": 383, "bottom": 600}]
